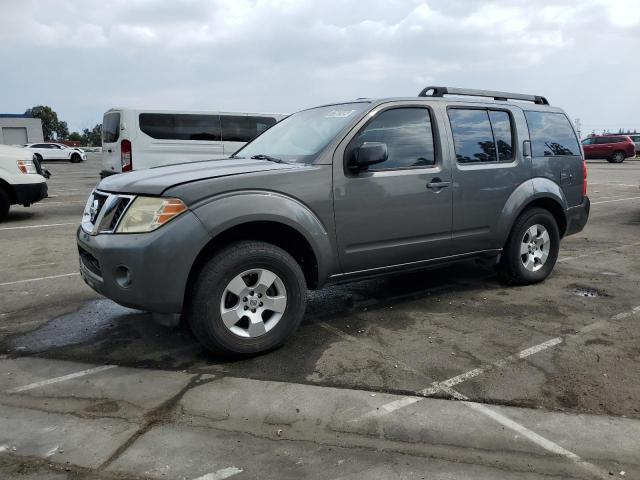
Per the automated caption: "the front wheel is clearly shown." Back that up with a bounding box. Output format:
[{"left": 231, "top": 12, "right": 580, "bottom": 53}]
[
  {"left": 500, "top": 208, "right": 560, "bottom": 285},
  {"left": 187, "top": 241, "right": 307, "bottom": 357},
  {"left": 70, "top": 153, "right": 82, "bottom": 163},
  {"left": 610, "top": 151, "right": 626, "bottom": 163}
]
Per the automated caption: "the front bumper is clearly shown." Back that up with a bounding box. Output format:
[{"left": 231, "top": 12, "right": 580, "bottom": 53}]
[
  {"left": 565, "top": 196, "right": 590, "bottom": 237},
  {"left": 14, "top": 182, "right": 48, "bottom": 206},
  {"left": 77, "top": 210, "right": 211, "bottom": 314}
]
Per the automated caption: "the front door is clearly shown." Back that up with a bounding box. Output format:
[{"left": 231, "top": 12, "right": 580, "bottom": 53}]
[{"left": 333, "top": 106, "right": 453, "bottom": 274}]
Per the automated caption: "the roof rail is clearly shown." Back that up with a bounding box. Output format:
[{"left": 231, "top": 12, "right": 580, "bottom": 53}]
[{"left": 418, "top": 86, "right": 549, "bottom": 105}]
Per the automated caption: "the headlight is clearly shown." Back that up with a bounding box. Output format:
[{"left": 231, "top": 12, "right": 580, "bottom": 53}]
[
  {"left": 17, "top": 160, "right": 37, "bottom": 174},
  {"left": 116, "top": 197, "right": 187, "bottom": 233}
]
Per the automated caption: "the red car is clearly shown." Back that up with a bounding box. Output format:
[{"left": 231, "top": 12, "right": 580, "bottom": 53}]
[{"left": 581, "top": 135, "right": 636, "bottom": 163}]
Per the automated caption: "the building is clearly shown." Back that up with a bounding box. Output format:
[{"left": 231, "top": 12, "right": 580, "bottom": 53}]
[{"left": 0, "top": 114, "right": 44, "bottom": 145}]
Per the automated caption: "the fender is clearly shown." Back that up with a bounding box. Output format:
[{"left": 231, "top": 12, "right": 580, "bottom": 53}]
[
  {"left": 496, "top": 178, "right": 568, "bottom": 242},
  {"left": 192, "top": 190, "right": 336, "bottom": 285}
]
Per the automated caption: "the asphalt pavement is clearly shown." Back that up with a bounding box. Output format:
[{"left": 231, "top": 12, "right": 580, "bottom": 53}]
[{"left": 0, "top": 154, "right": 639, "bottom": 479}]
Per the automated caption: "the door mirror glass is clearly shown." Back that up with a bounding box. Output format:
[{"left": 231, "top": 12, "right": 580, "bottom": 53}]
[{"left": 350, "top": 142, "right": 388, "bottom": 171}]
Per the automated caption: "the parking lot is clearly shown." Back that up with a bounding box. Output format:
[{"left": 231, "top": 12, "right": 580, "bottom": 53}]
[{"left": 1, "top": 154, "right": 639, "bottom": 479}]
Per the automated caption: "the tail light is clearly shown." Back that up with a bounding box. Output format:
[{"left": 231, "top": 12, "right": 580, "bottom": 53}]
[
  {"left": 582, "top": 159, "right": 587, "bottom": 197},
  {"left": 121, "top": 139, "right": 132, "bottom": 172}
]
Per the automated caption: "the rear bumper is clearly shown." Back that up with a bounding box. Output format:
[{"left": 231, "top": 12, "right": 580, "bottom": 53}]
[
  {"left": 14, "top": 182, "right": 48, "bottom": 206},
  {"left": 565, "top": 196, "right": 590, "bottom": 237}
]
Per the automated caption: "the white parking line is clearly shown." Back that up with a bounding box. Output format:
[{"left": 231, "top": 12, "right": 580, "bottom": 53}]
[
  {"left": 591, "top": 196, "right": 640, "bottom": 205},
  {"left": 0, "top": 272, "right": 79, "bottom": 287},
  {"left": 193, "top": 467, "right": 243, "bottom": 480},
  {"left": 419, "top": 337, "right": 563, "bottom": 396},
  {"left": 463, "top": 398, "right": 609, "bottom": 479},
  {"left": 0, "top": 222, "right": 76, "bottom": 231},
  {"left": 6, "top": 365, "right": 117, "bottom": 393}
]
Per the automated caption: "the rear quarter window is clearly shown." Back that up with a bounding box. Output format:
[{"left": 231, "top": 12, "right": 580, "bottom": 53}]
[
  {"left": 102, "top": 113, "right": 121, "bottom": 144},
  {"left": 524, "top": 111, "right": 580, "bottom": 156}
]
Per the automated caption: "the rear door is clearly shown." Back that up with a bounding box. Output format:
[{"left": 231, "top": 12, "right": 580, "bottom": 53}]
[
  {"left": 102, "top": 111, "right": 122, "bottom": 174},
  {"left": 445, "top": 105, "right": 528, "bottom": 254},
  {"left": 595, "top": 136, "right": 614, "bottom": 158}
]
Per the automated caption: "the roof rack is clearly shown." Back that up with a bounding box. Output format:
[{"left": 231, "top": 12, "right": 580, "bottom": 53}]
[{"left": 418, "top": 86, "right": 549, "bottom": 105}]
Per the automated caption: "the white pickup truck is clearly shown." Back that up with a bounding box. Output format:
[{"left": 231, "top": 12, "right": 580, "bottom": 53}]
[{"left": 0, "top": 144, "right": 48, "bottom": 221}]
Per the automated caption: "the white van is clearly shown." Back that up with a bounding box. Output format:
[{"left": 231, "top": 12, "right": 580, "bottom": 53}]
[
  {"left": 101, "top": 109, "right": 285, "bottom": 177},
  {"left": 0, "top": 144, "right": 48, "bottom": 221}
]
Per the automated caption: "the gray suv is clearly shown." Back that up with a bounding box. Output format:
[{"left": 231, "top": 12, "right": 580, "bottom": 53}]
[{"left": 77, "top": 87, "right": 590, "bottom": 356}]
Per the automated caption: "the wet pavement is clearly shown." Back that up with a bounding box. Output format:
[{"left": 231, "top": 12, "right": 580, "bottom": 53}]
[{"left": 1, "top": 155, "right": 639, "bottom": 479}]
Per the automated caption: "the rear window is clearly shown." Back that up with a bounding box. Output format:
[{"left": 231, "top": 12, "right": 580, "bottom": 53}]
[
  {"left": 139, "top": 113, "right": 221, "bottom": 141},
  {"left": 221, "top": 116, "right": 277, "bottom": 142},
  {"left": 102, "top": 112, "right": 121, "bottom": 144},
  {"left": 525, "top": 111, "right": 580, "bottom": 156}
]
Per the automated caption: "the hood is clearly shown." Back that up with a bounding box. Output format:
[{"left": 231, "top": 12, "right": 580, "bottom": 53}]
[
  {"left": 0, "top": 144, "right": 34, "bottom": 162},
  {"left": 98, "top": 158, "right": 302, "bottom": 196}
]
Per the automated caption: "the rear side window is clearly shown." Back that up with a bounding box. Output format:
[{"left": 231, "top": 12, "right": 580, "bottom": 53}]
[
  {"left": 525, "top": 111, "right": 580, "bottom": 156},
  {"left": 221, "top": 116, "right": 277, "bottom": 142},
  {"left": 448, "top": 108, "right": 514, "bottom": 163},
  {"left": 139, "top": 114, "right": 221, "bottom": 141},
  {"left": 102, "top": 113, "right": 120, "bottom": 143},
  {"left": 353, "top": 108, "right": 436, "bottom": 170}
]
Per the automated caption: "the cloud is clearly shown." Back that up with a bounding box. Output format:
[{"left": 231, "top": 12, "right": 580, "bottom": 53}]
[{"left": 0, "top": 0, "right": 638, "bottom": 132}]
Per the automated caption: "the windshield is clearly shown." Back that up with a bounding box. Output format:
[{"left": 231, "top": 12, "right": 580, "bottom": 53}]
[{"left": 233, "top": 103, "right": 369, "bottom": 163}]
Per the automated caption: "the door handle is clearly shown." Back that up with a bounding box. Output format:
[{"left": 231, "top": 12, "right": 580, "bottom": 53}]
[{"left": 426, "top": 179, "right": 451, "bottom": 190}]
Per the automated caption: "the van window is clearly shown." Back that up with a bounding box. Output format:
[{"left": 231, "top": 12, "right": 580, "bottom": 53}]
[
  {"left": 352, "top": 108, "right": 435, "bottom": 170},
  {"left": 139, "top": 113, "right": 221, "bottom": 141},
  {"left": 102, "top": 113, "right": 120, "bottom": 143},
  {"left": 525, "top": 111, "right": 580, "bottom": 156},
  {"left": 221, "top": 116, "right": 277, "bottom": 142}
]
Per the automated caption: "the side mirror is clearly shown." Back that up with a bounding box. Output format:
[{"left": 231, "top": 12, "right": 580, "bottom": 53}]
[{"left": 349, "top": 142, "right": 388, "bottom": 172}]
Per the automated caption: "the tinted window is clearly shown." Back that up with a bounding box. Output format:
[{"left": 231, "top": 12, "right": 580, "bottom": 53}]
[
  {"left": 139, "top": 113, "right": 221, "bottom": 141},
  {"left": 221, "top": 116, "right": 277, "bottom": 142},
  {"left": 594, "top": 137, "right": 615, "bottom": 144},
  {"left": 489, "top": 111, "right": 513, "bottom": 161},
  {"left": 582, "top": 138, "right": 593, "bottom": 145},
  {"left": 525, "top": 111, "right": 580, "bottom": 156},
  {"left": 102, "top": 112, "right": 120, "bottom": 143},
  {"left": 353, "top": 108, "right": 435, "bottom": 169},
  {"left": 448, "top": 109, "right": 496, "bottom": 163}
]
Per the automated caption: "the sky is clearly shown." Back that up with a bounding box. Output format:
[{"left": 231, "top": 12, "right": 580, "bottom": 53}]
[{"left": 1, "top": 0, "right": 639, "bottom": 135}]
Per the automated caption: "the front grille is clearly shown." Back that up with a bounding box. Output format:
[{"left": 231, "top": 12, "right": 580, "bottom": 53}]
[{"left": 81, "top": 191, "right": 135, "bottom": 235}]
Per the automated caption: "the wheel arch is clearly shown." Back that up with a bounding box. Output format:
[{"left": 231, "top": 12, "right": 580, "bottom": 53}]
[
  {"left": 497, "top": 179, "right": 568, "bottom": 244},
  {"left": 0, "top": 178, "right": 17, "bottom": 204}
]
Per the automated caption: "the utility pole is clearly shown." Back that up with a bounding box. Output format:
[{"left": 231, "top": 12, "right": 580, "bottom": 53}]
[{"left": 574, "top": 118, "right": 582, "bottom": 139}]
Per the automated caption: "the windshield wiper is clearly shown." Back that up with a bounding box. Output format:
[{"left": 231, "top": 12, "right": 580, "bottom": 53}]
[{"left": 250, "top": 154, "right": 288, "bottom": 164}]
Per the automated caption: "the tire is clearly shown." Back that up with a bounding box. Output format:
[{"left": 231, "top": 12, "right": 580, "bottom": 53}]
[
  {"left": 188, "top": 240, "right": 307, "bottom": 357},
  {"left": 0, "top": 187, "right": 10, "bottom": 222},
  {"left": 500, "top": 208, "right": 560, "bottom": 285},
  {"left": 610, "top": 151, "right": 626, "bottom": 163},
  {"left": 70, "top": 153, "right": 81, "bottom": 163}
]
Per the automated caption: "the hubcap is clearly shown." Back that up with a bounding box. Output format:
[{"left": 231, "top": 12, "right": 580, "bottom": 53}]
[
  {"left": 219, "top": 268, "right": 287, "bottom": 338},
  {"left": 520, "top": 224, "right": 550, "bottom": 272}
]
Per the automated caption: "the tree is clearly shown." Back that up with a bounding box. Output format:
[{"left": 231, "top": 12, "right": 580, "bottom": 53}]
[
  {"left": 24, "top": 105, "right": 68, "bottom": 141},
  {"left": 68, "top": 132, "right": 82, "bottom": 142},
  {"left": 81, "top": 124, "right": 102, "bottom": 146}
]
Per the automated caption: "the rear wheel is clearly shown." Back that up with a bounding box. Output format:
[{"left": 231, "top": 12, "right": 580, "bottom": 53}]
[
  {"left": 500, "top": 208, "right": 560, "bottom": 285},
  {"left": 188, "top": 241, "right": 307, "bottom": 357},
  {"left": 609, "top": 151, "right": 626, "bottom": 163},
  {"left": 0, "top": 187, "right": 10, "bottom": 221}
]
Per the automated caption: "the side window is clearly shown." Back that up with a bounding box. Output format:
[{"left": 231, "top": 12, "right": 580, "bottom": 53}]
[
  {"left": 139, "top": 114, "right": 221, "bottom": 141},
  {"left": 582, "top": 138, "right": 593, "bottom": 145},
  {"left": 524, "top": 111, "right": 580, "bottom": 156},
  {"left": 221, "top": 116, "right": 277, "bottom": 143},
  {"left": 488, "top": 111, "right": 514, "bottom": 161},
  {"left": 352, "top": 108, "right": 435, "bottom": 170},
  {"left": 448, "top": 109, "right": 496, "bottom": 163}
]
